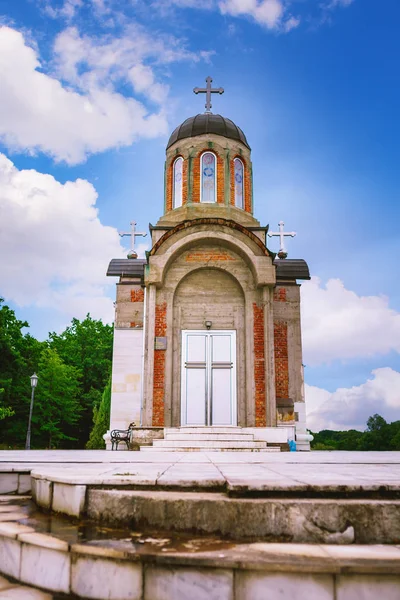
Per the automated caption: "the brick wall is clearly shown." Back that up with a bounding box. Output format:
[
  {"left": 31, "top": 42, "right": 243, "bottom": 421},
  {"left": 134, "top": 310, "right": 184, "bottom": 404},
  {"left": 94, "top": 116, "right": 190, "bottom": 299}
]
[
  {"left": 273, "top": 287, "right": 287, "bottom": 302},
  {"left": 229, "top": 157, "right": 235, "bottom": 207},
  {"left": 274, "top": 320, "right": 289, "bottom": 399},
  {"left": 128, "top": 289, "right": 144, "bottom": 328},
  {"left": 216, "top": 152, "right": 224, "bottom": 204},
  {"left": 131, "top": 289, "right": 145, "bottom": 302},
  {"left": 192, "top": 152, "right": 200, "bottom": 203},
  {"left": 244, "top": 162, "right": 251, "bottom": 213},
  {"left": 152, "top": 302, "right": 167, "bottom": 426},
  {"left": 185, "top": 250, "right": 235, "bottom": 262},
  {"left": 166, "top": 159, "right": 173, "bottom": 212},
  {"left": 182, "top": 159, "right": 188, "bottom": 206},
  {"left": 253, "top": 303, "right": 266, "bottom": 427}
]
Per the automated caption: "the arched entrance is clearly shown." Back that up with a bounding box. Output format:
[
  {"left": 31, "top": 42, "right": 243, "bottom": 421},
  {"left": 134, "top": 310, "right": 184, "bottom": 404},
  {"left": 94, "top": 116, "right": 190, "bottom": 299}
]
[{"left": 172, "top": 268, "right": 245, "bottom": 426}]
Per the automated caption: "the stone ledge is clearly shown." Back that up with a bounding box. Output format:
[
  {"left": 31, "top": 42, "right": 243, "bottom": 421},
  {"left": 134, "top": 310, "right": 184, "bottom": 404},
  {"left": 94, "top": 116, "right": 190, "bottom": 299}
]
[
  {"left": 1, "top": 523, "right": 400, "bottom": 599},
  {"left": 86, "top": 489, "right": 400, "bottom": 545}
]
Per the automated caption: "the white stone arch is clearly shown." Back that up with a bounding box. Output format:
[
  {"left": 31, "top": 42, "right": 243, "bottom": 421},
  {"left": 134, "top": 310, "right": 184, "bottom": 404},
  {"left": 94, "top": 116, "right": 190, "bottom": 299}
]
[{"left": 147, "top": 227, "right": 275, "bottom": 290}]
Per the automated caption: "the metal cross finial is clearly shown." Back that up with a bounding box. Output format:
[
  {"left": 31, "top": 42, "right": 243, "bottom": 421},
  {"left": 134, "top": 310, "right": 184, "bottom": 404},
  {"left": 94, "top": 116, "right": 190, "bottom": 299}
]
[
  {"left": 118, "top": 221, "right": 147, "bottom": 258},
  {"left": 193, "top": 76, "right": 224, "bottom": 113},
  {"left": 267, "top": 221, "right": 296, "bottom": 259}
]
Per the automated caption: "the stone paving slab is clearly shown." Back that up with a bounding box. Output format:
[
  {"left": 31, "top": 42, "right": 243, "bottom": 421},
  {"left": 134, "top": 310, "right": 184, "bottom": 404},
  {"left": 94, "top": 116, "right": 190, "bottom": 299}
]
[
  {"left": 2, "top": 451, "right": 400, "bottom": 498},
  {"left": 2, "top": 450, "right": 400, "bottom": 463}
]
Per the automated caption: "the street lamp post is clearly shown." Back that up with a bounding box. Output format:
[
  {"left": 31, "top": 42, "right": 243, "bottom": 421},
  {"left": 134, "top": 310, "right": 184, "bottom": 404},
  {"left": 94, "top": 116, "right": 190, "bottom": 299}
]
[{"left": 25, "top": 373, "right": 38, "bottom": 451}]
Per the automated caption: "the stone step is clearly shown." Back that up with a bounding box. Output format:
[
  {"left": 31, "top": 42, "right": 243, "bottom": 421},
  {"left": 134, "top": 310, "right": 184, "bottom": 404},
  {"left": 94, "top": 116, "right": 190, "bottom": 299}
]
[
  {"left": 166, "top": 427, "right": 244, "bottom": 434},
  {"left": 85, "top": 488, "right": 400, "bottom": 545},
  {"left": 140, "top": 446, "right": 279, "bottom": 452},
  {"left": 164, "top": 433, "right": 255, "bottom": 441},
  {"left": 152, "top": 440, "right": 268, "bottom": 449},
  {"left": 3, "top": 495, "right": 400, "bottom": 600}
]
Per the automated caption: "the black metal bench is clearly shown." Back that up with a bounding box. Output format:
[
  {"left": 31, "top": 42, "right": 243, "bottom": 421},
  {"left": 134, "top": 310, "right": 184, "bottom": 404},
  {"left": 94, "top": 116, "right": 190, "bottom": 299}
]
[{"left": 110, "top": 422, "right": 136, "bottom": 451}]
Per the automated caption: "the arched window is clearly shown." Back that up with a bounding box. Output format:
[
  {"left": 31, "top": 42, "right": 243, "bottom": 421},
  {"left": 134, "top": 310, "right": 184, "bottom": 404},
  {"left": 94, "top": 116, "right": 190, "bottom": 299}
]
[
  {"left": 173, "top": 157, "right": 183, "bottom": 209},
  {"left": 201, "top": 152, "right": 216, "bottom": 203},
  {"left": 234, "top": 158, "right": 244, "bottom": 209}
]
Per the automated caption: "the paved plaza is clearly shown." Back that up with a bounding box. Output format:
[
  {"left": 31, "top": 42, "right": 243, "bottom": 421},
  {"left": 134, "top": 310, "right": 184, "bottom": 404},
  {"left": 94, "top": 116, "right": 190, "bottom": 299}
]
[
  {"left": 1, "top": 450, "right": 400, "bottom": 599},
  {"left": 1, "top": 450, "right": 400, "bottom": 493}
]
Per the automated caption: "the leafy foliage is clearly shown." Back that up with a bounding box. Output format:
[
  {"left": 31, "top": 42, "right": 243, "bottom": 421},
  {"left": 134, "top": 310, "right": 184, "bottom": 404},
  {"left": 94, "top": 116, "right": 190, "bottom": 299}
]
[
  {"left": 0, "top": 299, "right": 45, "bottom": 446},
  {"left": 0, "top": 386, "right": 14, "bottom": 421},
  {"left": 86, "top": 379, "right": 111, "bottom": 449},
  {"left": 32, "top": 348, "right": 81, "bottom": 448},
  {"left": 0, "top": 300, "right": 113, "bottom": 449},
  {"left": 49, "top": 316, "right": 113, "bottom": 446},
  {"left": 311, "top": 414, "right": 400, "bottom": 451}
]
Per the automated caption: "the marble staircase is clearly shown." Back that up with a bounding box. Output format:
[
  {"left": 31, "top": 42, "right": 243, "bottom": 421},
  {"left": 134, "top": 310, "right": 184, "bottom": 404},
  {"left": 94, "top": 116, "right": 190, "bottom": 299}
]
[{"left": 140, "top": 427, "right": 281, "bottom": 452}]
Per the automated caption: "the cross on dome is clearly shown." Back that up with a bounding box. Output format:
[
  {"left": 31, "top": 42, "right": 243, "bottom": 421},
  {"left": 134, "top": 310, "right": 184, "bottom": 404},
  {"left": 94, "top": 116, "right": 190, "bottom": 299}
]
[
  {"left": 193, "top": 76, "right": 224, "bottom": 113},
  {"left": 119, "top": 221, "right": 147, "bottom": 259},
  {"left": 268, "top": 221, "right": 296, "bottom": 259}
]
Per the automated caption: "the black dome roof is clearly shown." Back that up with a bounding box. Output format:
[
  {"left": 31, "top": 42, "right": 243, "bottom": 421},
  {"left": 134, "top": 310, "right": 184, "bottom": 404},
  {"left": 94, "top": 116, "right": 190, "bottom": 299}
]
[{"left": 167, "top": 113, "right": 250, "bottom": 150}]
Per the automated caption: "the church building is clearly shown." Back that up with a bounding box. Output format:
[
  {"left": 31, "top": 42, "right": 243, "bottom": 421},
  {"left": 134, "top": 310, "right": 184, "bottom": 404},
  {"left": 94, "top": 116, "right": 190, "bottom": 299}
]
[{"left": 106, "top": 78, "right": 312, "bottom": 451}]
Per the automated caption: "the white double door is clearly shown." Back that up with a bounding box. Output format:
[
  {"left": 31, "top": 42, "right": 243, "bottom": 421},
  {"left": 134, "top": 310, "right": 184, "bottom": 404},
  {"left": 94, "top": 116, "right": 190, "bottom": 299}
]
[{"left": 181, "top": 330, "right": 237, "bottom": 426}]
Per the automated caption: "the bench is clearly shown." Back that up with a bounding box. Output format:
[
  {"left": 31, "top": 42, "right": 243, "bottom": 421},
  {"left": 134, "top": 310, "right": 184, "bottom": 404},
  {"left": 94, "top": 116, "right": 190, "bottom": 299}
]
[{"left": 110, "top": 422, "right": 136, "bottom": 451}]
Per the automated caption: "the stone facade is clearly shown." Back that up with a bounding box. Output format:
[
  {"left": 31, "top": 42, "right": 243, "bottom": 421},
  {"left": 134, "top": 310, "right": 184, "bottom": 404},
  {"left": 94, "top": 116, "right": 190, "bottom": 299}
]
[{"left": 107, "top": 114, "right": 311, "bottom": 448}]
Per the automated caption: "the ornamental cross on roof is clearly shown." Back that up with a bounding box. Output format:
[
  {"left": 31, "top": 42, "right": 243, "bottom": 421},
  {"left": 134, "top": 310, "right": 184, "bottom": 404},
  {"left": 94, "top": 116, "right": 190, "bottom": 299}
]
[
  {"left": 193, "top": 76, "right": 224, "bottom": 113},
  {"left": 268, "top": 221, "right": 296, "bottom": 259},
  {"left": 118, "top": 221, "right": 147, "bottom": 259}
]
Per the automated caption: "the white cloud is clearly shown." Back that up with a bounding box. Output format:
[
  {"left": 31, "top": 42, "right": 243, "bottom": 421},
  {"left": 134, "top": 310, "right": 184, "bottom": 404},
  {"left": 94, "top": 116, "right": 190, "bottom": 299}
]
[
  {"left": 306, "top": 368, "right": 400, "bottom": 432},
  {"left": 0, "top": 26, "right": 169, "bottom": 164},
  {"left": 43, "top": 0, "right": 353, "bottom": 32},
  {"left": 158, "top": 0, "right": 353, "bottom": 28},
  {"left": 52, "top": 24, "right": 206, "bottom": 102},
  {"left": 0, "top": 25, "right": 212, "bottom": 164},
  {"left": 283, "top": 16, "right": 300, "bottom": 32},
  {"left": 325, "top": 0, "right": 354, "bottom": 7},
  {"left": 301, "top": 277, "right": 400, "bottom": 366},
  {"left": 44, "top": 0, "right": 83, "bottom": 20},
  {"left": 219, "top": 0, "right": 284, "bottom": 28},
  {"left": 0, "top": 152, "right": 125, "bottom": 323},
  {"left": 153, "top": 0, "right": 297, "bottom": 30}
]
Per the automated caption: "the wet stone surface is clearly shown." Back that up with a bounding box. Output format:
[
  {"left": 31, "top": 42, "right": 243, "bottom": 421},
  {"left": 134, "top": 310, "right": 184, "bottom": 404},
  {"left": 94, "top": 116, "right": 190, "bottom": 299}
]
[{"left": 0, "top": 496, "right": 238, "bottom": 555}]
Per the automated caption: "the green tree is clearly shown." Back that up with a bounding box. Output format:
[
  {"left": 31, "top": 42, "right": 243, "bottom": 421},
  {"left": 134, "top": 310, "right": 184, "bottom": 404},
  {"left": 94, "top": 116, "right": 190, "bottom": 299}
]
[
  {"left": 389, "top": 424, "right": 400, "bottom": 450},
  {"left": 366, "top": 414, "right": 387, "bottom": 432},
  {"left": 0, "top": 388, "right": 14, "bottom": 421},
  {"left": 86, "top": 379, "right": 111, "bottom": 449},
  {"left": 358, "top": 414, "right": 390, "bottom": 451},
  {"left": 49, "top": 315, "right": 113, "bottom": 446},
  {"left": 0, "top": 299, "right": 45, "bottom": 446},
  {"left": 32, "top": 348, "right": 82, "bottom": 448}
]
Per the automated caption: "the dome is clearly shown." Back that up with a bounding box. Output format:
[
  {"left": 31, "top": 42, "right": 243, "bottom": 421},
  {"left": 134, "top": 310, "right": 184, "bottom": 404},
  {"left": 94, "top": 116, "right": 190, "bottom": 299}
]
[{"left": 167, "top": 113, "right": 250, "bottom": 150}]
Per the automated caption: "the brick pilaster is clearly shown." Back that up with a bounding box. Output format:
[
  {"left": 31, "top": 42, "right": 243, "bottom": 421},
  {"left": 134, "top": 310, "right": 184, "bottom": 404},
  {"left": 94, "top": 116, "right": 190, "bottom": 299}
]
[
  {"left": 253, "top": 303, "right": 266, "bottom": 427},
  {"left": 152, "top": 302, "right": 167, "bottom": 426},
  {"left": 274, "top": 321, "right": 289, "bottom": 399}
]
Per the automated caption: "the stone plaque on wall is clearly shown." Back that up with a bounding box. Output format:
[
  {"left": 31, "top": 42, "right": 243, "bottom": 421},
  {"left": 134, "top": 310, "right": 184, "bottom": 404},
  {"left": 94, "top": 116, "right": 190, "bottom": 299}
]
[{"left": 155, "top": 337, "right": 167, "bottom": 350}]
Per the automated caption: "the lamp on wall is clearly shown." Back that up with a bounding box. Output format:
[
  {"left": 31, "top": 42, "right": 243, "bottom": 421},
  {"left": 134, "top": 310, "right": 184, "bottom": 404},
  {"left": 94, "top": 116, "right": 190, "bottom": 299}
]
[{"left": 205, "top": 320, "right": 212, "bottom": 330}]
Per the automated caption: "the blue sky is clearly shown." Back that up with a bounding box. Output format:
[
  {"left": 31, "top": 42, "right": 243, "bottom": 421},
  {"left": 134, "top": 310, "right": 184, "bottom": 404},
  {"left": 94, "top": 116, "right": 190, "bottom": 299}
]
[{"left": 0, "top": 0, "right": 399, "bottom": 430}]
